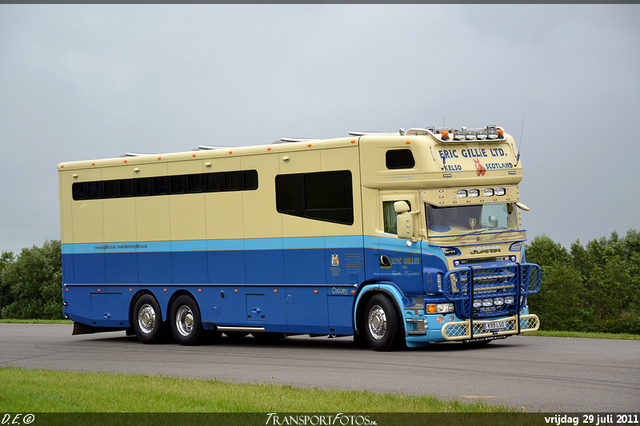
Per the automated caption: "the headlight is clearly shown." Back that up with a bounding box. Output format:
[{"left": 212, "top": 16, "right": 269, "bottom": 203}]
[
  {"left": 482, "top": 298, "right": 493, "bottom": 307},
  {"left": 504, "top": 296, "right": 515, "bottom": 304},
  {"left": 468, "top": 189, "right": 479, "bottom": 198},
  {"left": 473, "top": 299, "right": 482, "bottom": 308},
  {"left": 495, "top": 188, "right": 506, "bottom": 196},
  {"left": 494, "top": 297, "right": 504, "bottom": 306},
  {"left": 426, "top": 303, "right": 455, "bottom": 314},
  {"left": 483, "top": 188, "right": 494, "bottom": 197},
  {"left": 456, "top": 190, "right": 467, "bottom": 198},
  {"left": 437, "top": 303, "right": 455, "bottom": 313}
]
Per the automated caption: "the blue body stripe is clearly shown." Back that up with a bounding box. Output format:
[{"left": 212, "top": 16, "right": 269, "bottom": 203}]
[{"left": 62, "top": 235, "right": 365, "bottom": 254}]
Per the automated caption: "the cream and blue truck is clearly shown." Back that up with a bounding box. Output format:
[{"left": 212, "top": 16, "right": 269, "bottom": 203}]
[{"left": 59, "top": 125, "right": 540, "bottom": 350}]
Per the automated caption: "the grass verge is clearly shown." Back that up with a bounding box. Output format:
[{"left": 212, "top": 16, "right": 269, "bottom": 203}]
[{"left": 0, "top": 367, "right": 513, "bottom": 413}]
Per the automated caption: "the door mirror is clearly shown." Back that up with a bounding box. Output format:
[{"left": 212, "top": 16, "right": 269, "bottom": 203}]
[{"left": 394, "top": 201, "right": 410, "bottom": 214}]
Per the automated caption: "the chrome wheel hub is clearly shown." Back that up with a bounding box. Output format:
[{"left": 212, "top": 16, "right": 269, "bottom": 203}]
[
  {"left": 368, "top": 305, "right": 387, "bottom": 340},
  {"left": 138, "top": 304, "right": 156, "bottom": 334},
  {"left": 175, "top": 305, "right": 194, "bottom": 337}
]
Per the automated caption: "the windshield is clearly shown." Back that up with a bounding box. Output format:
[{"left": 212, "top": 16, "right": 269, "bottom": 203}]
[{"left": 426, "top": 203, "right": 518, "bottom": 236}]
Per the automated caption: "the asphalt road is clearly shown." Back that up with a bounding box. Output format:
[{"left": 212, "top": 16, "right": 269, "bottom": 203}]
[{"left": 1, "top": 324, "right": 639, "bottom": 413}]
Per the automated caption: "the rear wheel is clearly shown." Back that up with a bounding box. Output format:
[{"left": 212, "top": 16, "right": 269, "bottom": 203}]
[
  {"left": 363, "top": 294, "right": 403, "bottom": 351},
  {"left": 170, "top": 295, "right": 202, "bottom": 346},
  {"left": 132, "top": 294, "right": 164, "bottom": 344}
]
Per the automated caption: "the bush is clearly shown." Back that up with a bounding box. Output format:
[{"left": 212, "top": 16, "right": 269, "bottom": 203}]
[{"left": 0, "top": 240, "right": 62, "bottom": 320}]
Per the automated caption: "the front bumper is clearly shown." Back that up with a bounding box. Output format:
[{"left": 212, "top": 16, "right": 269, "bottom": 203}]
[{"left": 441, "top": 314, "right": 539, "bottom": 341}]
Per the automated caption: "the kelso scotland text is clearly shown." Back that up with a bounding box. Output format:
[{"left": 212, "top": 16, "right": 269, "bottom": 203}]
[{"left": 58, "top": 125, "right": 540, "bottom": 350}]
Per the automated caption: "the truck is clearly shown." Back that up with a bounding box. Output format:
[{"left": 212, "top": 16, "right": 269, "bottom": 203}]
[{"left": 58, "top": 125, "right": 540, "bottom": 351}]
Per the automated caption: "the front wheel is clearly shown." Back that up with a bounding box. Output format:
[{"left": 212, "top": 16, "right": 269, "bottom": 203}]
[
  {"left": 363, "top": 294, "right": 403, "bottom": 351},
  {"left": 169, "top": 295, "right": 202, "bottom": 346}
]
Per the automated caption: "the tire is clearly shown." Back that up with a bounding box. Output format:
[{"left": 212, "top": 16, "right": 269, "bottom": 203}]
[
  {"left": 132, "top": 294, "right": 164, "bottom": 344},
  {"left": 363, "top": 294, "right": 403, "bottom": 351},
  {"left": 169, "top": 295, "right": 203, "bottom": 346}
]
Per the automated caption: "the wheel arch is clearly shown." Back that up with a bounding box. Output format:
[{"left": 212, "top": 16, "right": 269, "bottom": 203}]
[
  {"left": 167, "top": 289, "right": 200, "bottom": 315},
  {"left": 353, "top": 281, "right": 408, "bottom": 338}
]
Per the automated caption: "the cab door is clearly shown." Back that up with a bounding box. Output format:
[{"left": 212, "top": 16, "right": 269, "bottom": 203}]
[{"left": 375, "top": 193, "right": 423, "bottom": 293}]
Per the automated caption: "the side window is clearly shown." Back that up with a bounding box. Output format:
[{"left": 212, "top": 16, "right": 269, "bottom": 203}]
[
  {"left": 188, "top": 174, "right": 204, "bottom": 193},
  {"left": 72, "top": 182, "right": 88, "bottom": 201},
  {"left": 136, "top": 178, "right": 152, "bottom": 197},
  {"left": 71, "top": 169, "right": 258, "bottom": 201},
  {"left": 103, "top": 180, "right": 119, "bottom": 198},
  {"left": 276, "top": 170, "right": 353, "bottom": 225},
  {"left": 154, "top": 176, "right": 169, "bottom": 195},
  {"left": 385, "top": 149, "right": 415, "bottom": 169},
  {"left": 383, "top": 200, "right": 411, "bottom": 234}
]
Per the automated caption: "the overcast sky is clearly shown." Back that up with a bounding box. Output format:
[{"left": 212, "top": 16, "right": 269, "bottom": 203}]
[{"left": 1, "top": 4, "right": 639, "bottom": 254}]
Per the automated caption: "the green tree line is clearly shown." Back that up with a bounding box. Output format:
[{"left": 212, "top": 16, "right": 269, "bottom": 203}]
[
  {"left": 1, "top": 240, "right": 62, "bottom": 319},
  {"left": 1, "top": 234, "right": 639, "bottom": 335},
  {"left": 526, "top": 229, "right": 640, "bottom": 334}
]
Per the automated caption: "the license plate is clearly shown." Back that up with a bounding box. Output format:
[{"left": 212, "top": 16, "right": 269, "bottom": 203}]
[{"left": 483, "top": 320, "right": 506, "bottom": 331}]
